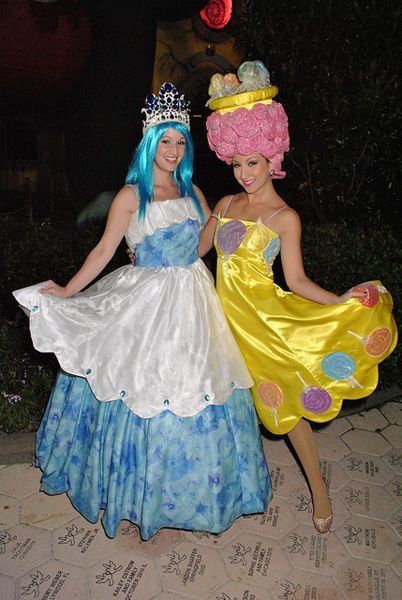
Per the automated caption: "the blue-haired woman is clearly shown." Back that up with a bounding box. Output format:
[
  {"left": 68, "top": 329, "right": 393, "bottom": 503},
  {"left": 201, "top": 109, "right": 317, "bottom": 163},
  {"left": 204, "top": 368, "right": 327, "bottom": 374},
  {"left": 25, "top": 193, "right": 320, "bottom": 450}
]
[{"left": 13, "top": 83, "right": 271, "bottom": 540}]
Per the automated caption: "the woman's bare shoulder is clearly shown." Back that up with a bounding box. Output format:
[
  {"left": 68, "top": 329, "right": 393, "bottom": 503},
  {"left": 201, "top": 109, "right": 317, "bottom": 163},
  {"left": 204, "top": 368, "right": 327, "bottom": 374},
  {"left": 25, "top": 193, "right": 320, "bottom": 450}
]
[
  {"left": 115, "top": 184, "right": 140, "bottom": 213},
  {"left": 275, "top": 205, "right": 302, "bottom": 234},
  {"left": 213, "top": 194, "right": 236, "bottom": 214}
]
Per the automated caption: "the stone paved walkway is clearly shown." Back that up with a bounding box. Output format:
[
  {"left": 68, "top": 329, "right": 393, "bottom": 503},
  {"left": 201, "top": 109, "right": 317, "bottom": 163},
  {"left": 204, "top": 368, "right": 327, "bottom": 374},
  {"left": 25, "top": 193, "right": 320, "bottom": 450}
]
[{"left": 0, "top": 402, "right": 401, "bottom": 599}]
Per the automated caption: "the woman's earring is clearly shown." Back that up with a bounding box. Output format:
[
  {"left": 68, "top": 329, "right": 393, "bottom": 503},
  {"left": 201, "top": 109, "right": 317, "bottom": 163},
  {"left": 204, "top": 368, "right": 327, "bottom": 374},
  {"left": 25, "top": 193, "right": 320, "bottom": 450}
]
[{"left": 269, "top": 168, "right": 274, "bottom": 177}]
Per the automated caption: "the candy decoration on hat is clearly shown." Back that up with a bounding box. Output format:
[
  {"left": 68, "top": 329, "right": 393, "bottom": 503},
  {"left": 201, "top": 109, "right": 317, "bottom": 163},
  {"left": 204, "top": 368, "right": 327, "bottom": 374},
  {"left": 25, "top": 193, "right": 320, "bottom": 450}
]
[
  {"left": 347, "top": 327, "right": 393, "bottom": 357},
  {"left": 207, "top": 60, "right": 273, "bottom": 105},
  {"left": 208, "top": 72, "right": 240, "bottom": 100},
  {"left": 295, "top": 372, "right": 332, "bottom": 414},
  {"left": 142, "top": 82, "right": 191, "bottom": 134},
  {"left": 322, "top": 352, "right": 363, "bottom": 388},
  {"left": 257, "top": 380, "right": 284, "bottom": 427}
]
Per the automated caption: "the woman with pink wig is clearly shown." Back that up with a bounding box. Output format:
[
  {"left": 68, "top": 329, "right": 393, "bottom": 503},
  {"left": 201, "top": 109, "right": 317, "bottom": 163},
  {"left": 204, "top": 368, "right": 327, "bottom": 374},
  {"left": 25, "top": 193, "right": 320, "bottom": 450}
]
[{"left": 200, "top": 61, "right": 397, "bottom": 534}]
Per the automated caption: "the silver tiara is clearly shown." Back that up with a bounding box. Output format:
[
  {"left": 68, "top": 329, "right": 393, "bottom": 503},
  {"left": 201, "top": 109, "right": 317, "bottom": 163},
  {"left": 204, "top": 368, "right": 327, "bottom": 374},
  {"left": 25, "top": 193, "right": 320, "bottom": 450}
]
[{"left": 141, "top": 82, "right": 191, "bottom": 134}]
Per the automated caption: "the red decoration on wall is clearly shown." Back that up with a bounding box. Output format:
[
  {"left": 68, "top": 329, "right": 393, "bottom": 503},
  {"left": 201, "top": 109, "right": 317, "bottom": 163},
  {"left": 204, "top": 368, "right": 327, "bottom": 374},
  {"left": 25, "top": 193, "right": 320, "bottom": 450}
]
[{"left": 200, "top": 0, "right": 232, "bottom": 30}]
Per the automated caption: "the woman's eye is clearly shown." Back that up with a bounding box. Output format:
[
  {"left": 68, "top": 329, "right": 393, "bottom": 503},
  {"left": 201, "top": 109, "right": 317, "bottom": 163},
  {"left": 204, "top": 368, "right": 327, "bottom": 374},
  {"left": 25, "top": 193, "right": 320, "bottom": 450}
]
[{"left": 178, "top": 140, "right": 186, "bottom": 145}]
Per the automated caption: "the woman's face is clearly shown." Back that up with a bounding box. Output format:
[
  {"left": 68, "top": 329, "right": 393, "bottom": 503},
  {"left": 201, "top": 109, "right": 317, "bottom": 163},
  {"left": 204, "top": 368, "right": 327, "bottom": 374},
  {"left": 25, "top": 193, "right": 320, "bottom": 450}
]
[
  {"left": 154, "top": 128, "right": 186, "bottom": 173},
  {"left": 232, "top": 152, "right": 271, "bottom": 192}
]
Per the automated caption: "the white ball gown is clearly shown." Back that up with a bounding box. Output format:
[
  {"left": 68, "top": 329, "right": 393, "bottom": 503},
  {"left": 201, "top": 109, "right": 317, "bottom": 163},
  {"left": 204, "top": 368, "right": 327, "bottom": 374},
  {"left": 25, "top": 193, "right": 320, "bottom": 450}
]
[{"left": 13, "top": 191, "right": 271, "bottom": 539}]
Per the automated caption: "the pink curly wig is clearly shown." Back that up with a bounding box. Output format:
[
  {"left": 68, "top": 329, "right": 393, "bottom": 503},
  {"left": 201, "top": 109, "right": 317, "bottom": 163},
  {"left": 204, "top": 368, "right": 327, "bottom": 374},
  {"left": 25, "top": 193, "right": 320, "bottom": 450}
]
[{"left": 206, "top": 101, "right": 290, "bottom": 178}]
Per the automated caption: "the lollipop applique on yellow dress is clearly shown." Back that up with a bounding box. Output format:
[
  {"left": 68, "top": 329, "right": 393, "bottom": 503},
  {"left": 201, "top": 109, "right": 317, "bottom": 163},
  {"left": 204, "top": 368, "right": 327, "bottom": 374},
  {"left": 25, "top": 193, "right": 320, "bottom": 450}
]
[
  {"left": 214, "top": 207, "right": 397, "bottom": 435},
  {"left": 207, "top": 60, "right": 397, "bottom": 436}
]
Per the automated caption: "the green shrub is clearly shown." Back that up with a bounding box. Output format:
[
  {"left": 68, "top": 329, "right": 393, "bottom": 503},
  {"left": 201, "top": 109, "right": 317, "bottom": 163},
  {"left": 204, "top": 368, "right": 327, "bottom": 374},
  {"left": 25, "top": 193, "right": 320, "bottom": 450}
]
[
  {"left": 234, "top": 0, "right": 401, "bottom": 228},
  {"left": 0, "top": 317, "right": 55, "bottom": 432}
]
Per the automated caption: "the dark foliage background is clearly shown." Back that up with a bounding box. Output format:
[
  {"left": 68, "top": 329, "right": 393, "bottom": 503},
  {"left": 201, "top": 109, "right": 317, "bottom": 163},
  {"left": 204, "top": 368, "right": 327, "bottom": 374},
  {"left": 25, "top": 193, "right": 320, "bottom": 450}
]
[
  {"left": 1, "top": 0, "right": 400, "bottom": 431},
  {"left": 234, "top": 0, "right": 401, "bottom": 226}
]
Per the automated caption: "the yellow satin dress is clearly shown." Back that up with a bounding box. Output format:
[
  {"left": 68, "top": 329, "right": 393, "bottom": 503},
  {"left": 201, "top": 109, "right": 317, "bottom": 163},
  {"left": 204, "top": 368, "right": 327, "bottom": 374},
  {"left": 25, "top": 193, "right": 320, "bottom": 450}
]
[{"left": 215, "top": 216, "right": 398, "bottom": 435}]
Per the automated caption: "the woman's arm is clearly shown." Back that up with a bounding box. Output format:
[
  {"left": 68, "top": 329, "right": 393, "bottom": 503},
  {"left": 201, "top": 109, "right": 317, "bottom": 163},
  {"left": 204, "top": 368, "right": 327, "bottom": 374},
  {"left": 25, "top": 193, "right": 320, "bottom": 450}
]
[
  {"left": 278, "top": 209, "right": 362, "bottom": 304},
  {"left": 198, "top": 195, "right": 231, "bottom": 258},
  {"left": 40, "top": 186, "right": 138, "bottom": 298}
]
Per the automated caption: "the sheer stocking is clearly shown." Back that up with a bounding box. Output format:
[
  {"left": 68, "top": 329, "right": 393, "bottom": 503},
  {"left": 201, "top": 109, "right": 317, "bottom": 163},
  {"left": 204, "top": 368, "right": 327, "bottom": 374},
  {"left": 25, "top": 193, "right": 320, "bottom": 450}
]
[{"left": 287, "top": 418, "right": 332, "bottom": 519}]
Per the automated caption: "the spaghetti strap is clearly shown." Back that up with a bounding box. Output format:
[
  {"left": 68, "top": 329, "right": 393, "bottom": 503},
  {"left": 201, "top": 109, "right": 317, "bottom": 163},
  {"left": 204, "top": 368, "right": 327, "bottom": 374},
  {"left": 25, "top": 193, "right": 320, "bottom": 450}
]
[
  {"left": 263, "top": 206, "right": 287, "bottom": 224},
  {"left": 221, "top": 195, "right": 234, "bottom": 218}
]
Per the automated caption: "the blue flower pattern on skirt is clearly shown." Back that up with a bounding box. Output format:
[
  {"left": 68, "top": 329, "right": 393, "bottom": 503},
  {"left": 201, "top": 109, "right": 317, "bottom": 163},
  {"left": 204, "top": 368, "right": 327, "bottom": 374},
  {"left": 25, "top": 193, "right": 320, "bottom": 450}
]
[{"left": 37, "top": 371, "right": 271, "bottom": 539}]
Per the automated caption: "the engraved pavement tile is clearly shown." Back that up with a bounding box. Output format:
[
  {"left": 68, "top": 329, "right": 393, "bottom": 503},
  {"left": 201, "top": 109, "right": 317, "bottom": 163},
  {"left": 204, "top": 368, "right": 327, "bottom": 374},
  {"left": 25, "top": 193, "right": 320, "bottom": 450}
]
[
  {"left": 0, "top": 494, "right": 20, "bottom": 531},
  {"left": 157, "top": 541, "right": 223, "bottom": 598},
  {"left": 0, "top": 464, "right": 40, "bottom": 499},
  {"left": 20, "top": 491, "right": 78, "bottom": 530},
  {"left": 347, "top": 408, "right": 389, "bottom": 432},
  {"left": 380, "top": 401, "right": 402, "bottom": 425},
  {"left": 385, "top": 477, "right": 402, "bottom": 503},
  {"left": 340, "top": 452, "right": 394, "bottom": 485},
  {"left": 2, "top": 406, "right": 402, "bottom": 600},
  {"left": 272, "top": 571, "right": 342, "bottom": 600},
  {"left": 314, "top": 433, "right": 350, "bottom": 461},
  {"left": 292, "top": 490, "right": 350, "bottom": 530},
  {"left": 381, "top": 424, "right": 402, "bottom": 448},
  {"left": 238, "top": 497, "right": 296, "bottom": 539},
  {"left": 318, "top": 416, "right": 352, "bottom": 436},
  {"left": 88, "top": 551, "right": 160, "bottom": 599},
  {"left": 320, "top": 459, "right": 349, "bottom": 492},
  {"left": 152, "top": 592, "right": 194, "bottom": 600},
  {"left": 391, "top": 554, "right": 401, "bottom": 579},
  {"left": 53, "top": 517, "right": 116, "bottom": 567},
  {"left": 207, "top": 581, "right": 273, "bottom": 600},
  {"left": 287, "top": 487, "right": 350, "bottom": 531},
  {"left": 261, "top": 436, "right": 297, "bottom": 466},
  {"left": 0, "top": 524, "right": 51, "bottom": 577},
  {"left": 341, "top": 430, "right": 391, "bottom": 456},
  {"left": 0, "top": 575, "right": 15, "bottom": 600},
  {"left": 320, "top": 492, "right": 350, "bottom": 531},
  {"left": 269, "top": 463, "right": 304, "bottom": 497},
  {"left": 115, "top": 521, "right": 183, "bottom": 555},
  {"left": 338, "top": 516, "right": 400, "bottom": 563},
  {"left": 338, "top": 482, "right": 398, "bottom": 520},
  {"left": 389, "top": 510, "right": 402, "bottom": 539},
  {"left": 281, "top": 524, "right": 349, "bottom": 577},
  {"left": 183, "top": 521, "right": 242, "bottom": 547},
  {"left": 335, "top": 559, "right": 401, "bottom": 600},
  {"left": 382, "top": 448, "right": 402, "bottom": 475},
  {"left": 287, "top": 486, "right": 313, "bottom": 522},
  {"left": 221, "top": 533, "right": 292, "bottom": 587},
  {"left": 18, "top": 559, "right": 88, "bottom": 599}
]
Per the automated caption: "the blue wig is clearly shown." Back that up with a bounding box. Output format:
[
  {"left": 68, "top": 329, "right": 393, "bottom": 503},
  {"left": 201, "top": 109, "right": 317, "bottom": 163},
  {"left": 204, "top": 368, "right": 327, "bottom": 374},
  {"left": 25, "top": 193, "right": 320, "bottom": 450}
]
[{"left": 125, "top": 122, "right": 204, "bottom": 222}]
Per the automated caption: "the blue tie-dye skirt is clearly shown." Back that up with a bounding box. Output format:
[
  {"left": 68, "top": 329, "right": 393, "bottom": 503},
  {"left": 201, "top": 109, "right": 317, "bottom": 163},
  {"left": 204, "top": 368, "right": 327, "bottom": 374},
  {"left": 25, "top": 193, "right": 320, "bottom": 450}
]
[{"left": 36, "top": 371, "right": 272, "bottom": 540}]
